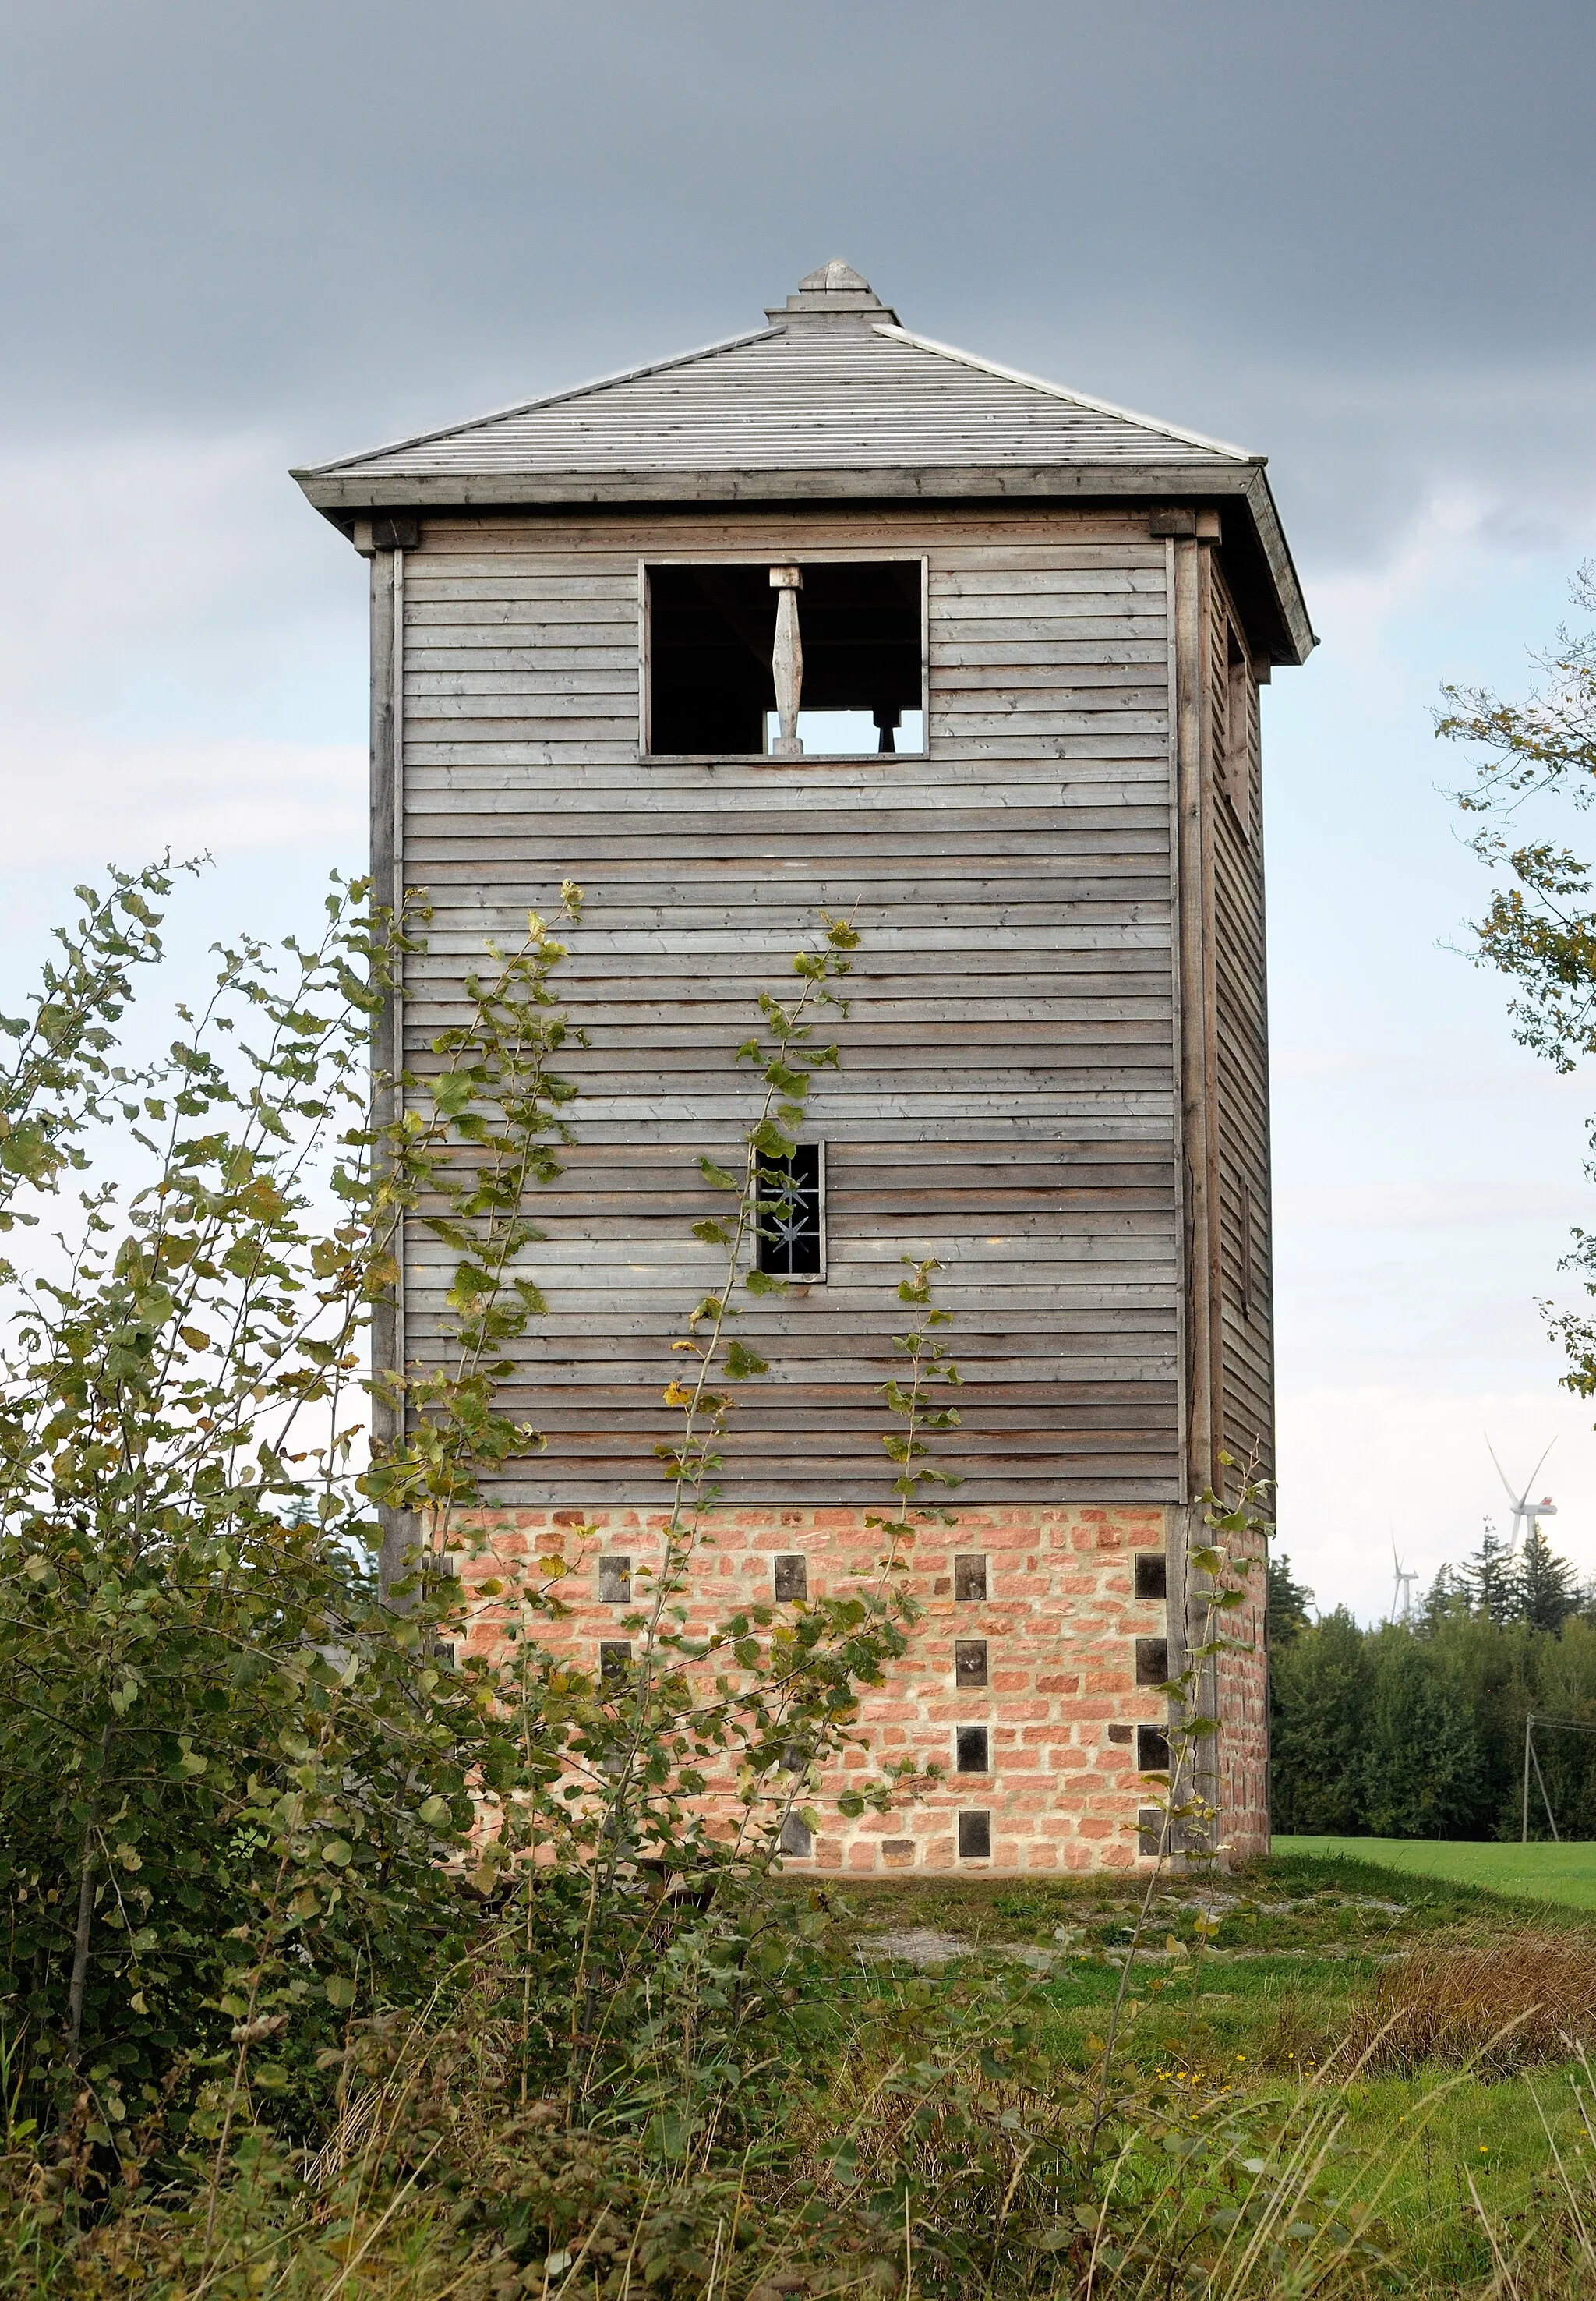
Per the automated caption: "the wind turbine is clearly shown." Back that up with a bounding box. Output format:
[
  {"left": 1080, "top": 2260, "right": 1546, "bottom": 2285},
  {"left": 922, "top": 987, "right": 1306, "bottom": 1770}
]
[
  {"left": 1390, "top": 1538, "right": 1417, "bottom": 1624},
  {"left": 1485, "top": 1437, "right": 1559, "bottom": 1556}
]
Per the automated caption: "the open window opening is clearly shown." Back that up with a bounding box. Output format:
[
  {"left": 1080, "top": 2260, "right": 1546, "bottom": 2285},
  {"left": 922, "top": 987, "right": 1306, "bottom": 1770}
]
[
  {"left": 1134, "top": 1552, "right": 1167, "bottom": 1603},
  {"left": 1136, "top": 1723, "right": 1171, "bottom": 1776},
  {"left": 647, "top": 561, "right": 923, "bottom": 758},
  {"left": 1135, "top": 1638, "right": 1169, "bottom": 1688},
  {"left": 755, "top": 1143, "right": 825, "bottom": 1279},
  {"left": 956, "top": 1811, "right": 991, "bottom": 1860}
]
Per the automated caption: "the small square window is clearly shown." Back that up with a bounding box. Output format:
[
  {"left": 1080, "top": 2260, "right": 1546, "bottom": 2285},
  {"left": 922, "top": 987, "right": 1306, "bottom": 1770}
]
[
  {"left": 774, "top": 1553, "right": 809, "bottom": 1601},
  {"left": 957, "top": 1811, "right": 991, "bottom": 1860},
  {"left": 955, "top": 1724, "right": 990, "bottom": 1775},
  {"left": 1137, "top": 1808, "right": 1164, "bottom": 1857},
  {"left": 1136, "top": 1724, "right": 1171, "bottom": 1775},
  {"left": 1135, "top": 1553, "right": 1167, "bottom": 1603},
  {"left": 954, "top": 1554, "right": 988, "bottom": 1603},
  {"left": 755, "top": 1145, "right": 824, "bottom": 1279},
  {"left": 1135, "top": 1638, "right": 1169, "bottom": 1688},
  {"left": 955, "top": 1638, "right": 988, "bottom": 1688},
  {"left": 779, "top": 1812, "right": 814, "bottom": 1858},
  {"left": 599, "top": 1640, "right": 632, "bottom": 1684},
  {"left": 598, "top": 1556, "right": 631, "bottom": 1605}
]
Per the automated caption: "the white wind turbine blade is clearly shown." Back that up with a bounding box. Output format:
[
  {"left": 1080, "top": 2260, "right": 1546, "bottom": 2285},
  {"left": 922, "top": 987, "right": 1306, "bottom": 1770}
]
[{"left": 1485, "top": 1435, "right": 1523, "bottom": 1509}]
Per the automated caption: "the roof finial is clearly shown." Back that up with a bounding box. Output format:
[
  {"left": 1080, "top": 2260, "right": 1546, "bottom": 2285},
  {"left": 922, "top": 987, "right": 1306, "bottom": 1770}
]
[{"left": 768, "top": 260, "right": 897, "bottom": 324}]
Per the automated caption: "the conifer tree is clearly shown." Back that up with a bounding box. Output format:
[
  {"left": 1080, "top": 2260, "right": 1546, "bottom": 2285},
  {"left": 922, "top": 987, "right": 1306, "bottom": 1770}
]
[
  {"left": 1518, "top": 1525, "right": 1580, "bottom": 1631},
  {"left": 1266, "top": 1550, "right": 1314, "bottom": 1646}
]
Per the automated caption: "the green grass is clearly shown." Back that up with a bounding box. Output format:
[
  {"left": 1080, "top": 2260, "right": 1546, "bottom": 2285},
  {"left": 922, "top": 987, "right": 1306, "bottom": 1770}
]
[
  {"left": 815, "top": 1857, "right": 1596, "bottom": 2285},
  {"left": 1277, "top": 1833, "right": 1596, "bottom": 1909}
]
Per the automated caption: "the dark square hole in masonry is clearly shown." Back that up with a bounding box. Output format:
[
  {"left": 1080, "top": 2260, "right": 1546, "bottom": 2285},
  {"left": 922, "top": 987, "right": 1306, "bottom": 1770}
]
[
  {"left": 957, "top": 1811, "right": 991, "bottom": 1860},
  {"left": 954, "top": 1554, "right": 988, "bottom": 1602},
  {"left": 955, "top": 1638, "right": 988, "bottom": 1687},
  {"left": 1135, "top": 1553, "right": 1167, "bottom": 1602},
  {"left": 599, "top": 1640, "right": 632, "bottom": 1684},
  {"left": 755, "top": 1144, "right": 823, "bottom": 1278},
  {"left": 955, "top": 1724, "right": 990, "bottom": 1774},
  {"left": 1135, "top": 1638, "right": 1169, "bottom": 1687},
  {"left": 774, "top": 1553, "right": 808, "bottom": 1601},
  {"left": 1137, "top": 1808, "right": 1163, "bottom": 1857},
  {"left": 598, "top": 1556, "right": 631, "bottom": 1604},
  {"left": 779, "top": 1813, "right": 813, "bottom": 1857},
  {"left": 1136, "top": 1724, "right": 1171, "bottom": 1774}
]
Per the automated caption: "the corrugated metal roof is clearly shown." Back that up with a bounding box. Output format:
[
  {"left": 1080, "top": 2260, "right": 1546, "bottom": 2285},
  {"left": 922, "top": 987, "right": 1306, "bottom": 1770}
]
[{"left": 307, "top": 304, "right": 1253, "bottom": 482}]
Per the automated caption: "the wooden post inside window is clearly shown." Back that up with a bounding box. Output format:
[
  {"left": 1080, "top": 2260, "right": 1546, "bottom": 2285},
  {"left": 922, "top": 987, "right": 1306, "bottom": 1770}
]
[{"left": 769, "top": 565, "right": 803, "bottom": 755}]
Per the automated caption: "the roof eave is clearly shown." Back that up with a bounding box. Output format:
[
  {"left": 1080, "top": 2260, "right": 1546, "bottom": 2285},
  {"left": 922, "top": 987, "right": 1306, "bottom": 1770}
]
[{"left": 293, "top": 458, "right": 1314, "bottom": 666}]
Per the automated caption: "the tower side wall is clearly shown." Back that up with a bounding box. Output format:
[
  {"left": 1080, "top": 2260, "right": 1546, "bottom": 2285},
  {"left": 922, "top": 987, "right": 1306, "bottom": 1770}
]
[
  {"left": 393, "top": 504, "right": 1183, "bottom": 1513},
  {"left": 453, "top": 1501, "right": 1270, "bottom": 1873}
]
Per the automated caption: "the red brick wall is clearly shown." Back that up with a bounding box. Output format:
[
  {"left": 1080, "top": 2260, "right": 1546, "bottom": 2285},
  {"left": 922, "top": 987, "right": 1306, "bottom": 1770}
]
[{"left": 450, "top": 1503, "right": 1269, "bottom": 1875}]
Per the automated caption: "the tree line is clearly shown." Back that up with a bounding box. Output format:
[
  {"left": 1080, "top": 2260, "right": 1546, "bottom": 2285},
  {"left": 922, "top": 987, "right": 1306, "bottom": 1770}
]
[{"left": 1269, "top": 1529, "right": 1596, "bottom": 1840}]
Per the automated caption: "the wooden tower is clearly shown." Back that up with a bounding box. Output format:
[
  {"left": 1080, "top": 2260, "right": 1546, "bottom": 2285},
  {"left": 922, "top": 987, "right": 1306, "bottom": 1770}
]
[{"left": 295, "top": 260, "right": 1314, "bottom": 1873}]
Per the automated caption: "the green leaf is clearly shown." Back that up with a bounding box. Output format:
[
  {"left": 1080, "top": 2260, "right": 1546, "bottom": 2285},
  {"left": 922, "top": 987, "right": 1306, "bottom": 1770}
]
[{"left": 323, "top": 1974, "right": 358, "bottom": 2009}]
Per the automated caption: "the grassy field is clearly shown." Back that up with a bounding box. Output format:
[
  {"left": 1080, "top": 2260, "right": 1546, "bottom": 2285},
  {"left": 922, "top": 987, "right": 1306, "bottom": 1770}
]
[
  {"left": 1276, "top": 1832, "right": 1596, "bottom": 1908},
  {"left": 822, "top": 1847, "right": 1596, "bottom": 2288}
]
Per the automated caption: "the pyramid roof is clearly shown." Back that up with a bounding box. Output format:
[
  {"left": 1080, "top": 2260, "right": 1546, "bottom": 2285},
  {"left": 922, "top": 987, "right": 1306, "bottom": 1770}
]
[{"left": 294, "top": 262, "right": 1312, "bottom": 662}]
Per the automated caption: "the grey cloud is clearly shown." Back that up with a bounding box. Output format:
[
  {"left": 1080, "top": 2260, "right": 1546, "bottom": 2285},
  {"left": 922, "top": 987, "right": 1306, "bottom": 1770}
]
[{"left": 3, "top": 0, "right": 1594, "bottom": 564}]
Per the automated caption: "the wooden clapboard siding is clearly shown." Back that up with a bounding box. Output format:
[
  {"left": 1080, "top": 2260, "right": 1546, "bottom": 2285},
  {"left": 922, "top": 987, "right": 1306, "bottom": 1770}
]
[
  {"left": 1206, "top": 562, "right": 1274, "bottom": 1479},
  {"left": 394, "top": 505, "right": 1192, "bottom": 1506}
]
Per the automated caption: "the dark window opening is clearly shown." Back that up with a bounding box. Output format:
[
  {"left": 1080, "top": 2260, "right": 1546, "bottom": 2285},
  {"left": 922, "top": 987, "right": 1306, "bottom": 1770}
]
[
  {"left": 954, "top": 1554, "right": 988, "bottom": 1603},
  {"left": 755, "top": 1144, "right": 824, "bottom": 1278},
  {"left": 955, "top": 1638, "right": 988, "bottom": 1688},
  {"left": 1136, "top": 1723, "right": 1171, "bottom": 1775},
  {"left": 598, "top": 1556, "right": 631, "bottom": 1605},
  {"left": 955, "top": 1724, "right": 990, "bottom": 1774},
  {"left": 1135, "top": 1638, "right": 1169, "bottom": 1688},
  {"left": 647, "top": 560, "right": 923, "bottom": 758},
  {"left": 779, "top": 1813, "right": 814, "bottom": 1857},
  {"left": 1137, "top": 1808, "right": 1164, "bottom": 1857},
  {"left": 774, "top": 1552, "right": 809, "bottom": 1601},
  {"left": 1134, "top": 1553, "right": 1167, "bottom": 1603},
  {"left": 599, "top": 1640, "right": 632, "bottom": 1684},
  {"left": 957, "top": 1811, "right": 991, "bottom": 1860}
]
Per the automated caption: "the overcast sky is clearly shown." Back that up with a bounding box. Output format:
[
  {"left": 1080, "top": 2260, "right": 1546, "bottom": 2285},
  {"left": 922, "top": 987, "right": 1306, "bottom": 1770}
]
[{"left": 3, "top": 0, "right": 1594, "bottom": 1615}]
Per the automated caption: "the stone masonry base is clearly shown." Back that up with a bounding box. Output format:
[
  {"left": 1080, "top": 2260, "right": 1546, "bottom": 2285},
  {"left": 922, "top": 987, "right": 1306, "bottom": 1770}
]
[{"left": 452, "top": 1503, "right": 1269, "bottom": 1876}]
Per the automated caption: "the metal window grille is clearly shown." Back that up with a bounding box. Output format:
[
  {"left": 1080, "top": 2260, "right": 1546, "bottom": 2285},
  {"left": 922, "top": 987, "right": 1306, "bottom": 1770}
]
[
  {"left": 773, "top": 1553, "right": 809, "bottom": 1601},
  {"left": 953, "top": 1553, "right": 988, "bottom": 1602},
  {"left": 755, "top": 1143, "right": 824, "bottom": 1278},
  {"left": 955, "top": 1638, "right": 988, "bottom": 1687}
]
